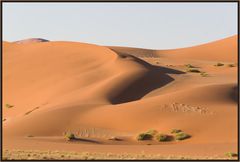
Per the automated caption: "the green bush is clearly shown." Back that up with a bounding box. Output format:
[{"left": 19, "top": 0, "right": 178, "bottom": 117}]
[
  {"left": 146, "top": 129, "right": 158, "bottom": 136},
  {"left": 171, "top": 129, "right": 182, "bottom": 134},
  {"left": 5, "top": 104, "right": 14, "bottom": 108},
  {"left": 64, "top": 132, "right": 76, "bottom": 141},
  {"left": 227, "top": 64, "right": 235, "bottom": 67},
  {"left": 156, "top": 134, "right": 169, "bottom": 142},
  {"left": 225, "top": 152, "right": 238, "bottom": 158},
  {"left": 200, "top": 72, "right": 208, "bottom": 77},
  {"left": 186, "top": 68, "right": 201, "bottom": 73},
  {"left": 214, "top": 62, "right": 224, "bottom": 66},
  {"left": 137, "top": 133, "right": 153, "bottom": 140},
  {"left": 185, "top": 64, "right": 195, "bottom": 68},
  {"left": 175, "top": 132, "right": 191, "bottom": 140}
]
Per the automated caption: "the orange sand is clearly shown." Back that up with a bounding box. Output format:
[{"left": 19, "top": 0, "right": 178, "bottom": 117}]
[{"left": 2, "top": 36, "right": 238, "bottom": 159}]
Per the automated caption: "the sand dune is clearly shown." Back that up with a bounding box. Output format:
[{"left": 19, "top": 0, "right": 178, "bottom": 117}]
[
  {"left": 14, "top": 38, "right": 49, "bottom": 44},
  {"left": 3, "top": 36, "right": 238, "bottom": 159},
  {"left": 110, "top": 35, "right": 237, "bottom": 62}
]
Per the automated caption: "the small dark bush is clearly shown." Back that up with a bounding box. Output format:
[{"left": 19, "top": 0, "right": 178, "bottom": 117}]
[
  {"left": 156, "top": 134, "right": 169, "bottom": 142},
  {"left": 5, "top": 104, "right": 14, "bottom": 108},
  {"left": 186, "top": 68, "right": 201, "bottom": 73},
  {"left": 185, "top": 64, "right": 195, "bottom": 68},
  {"left": 175, "top": 132, "right": 191, "bottom": 140},
  {"left": 137, "top": 133, "right": 153, "bottom": 140},
  {"left": 200, "top": 72, "right": 208, "bottom": 77},
  {"left": 146, "top": 129, "right": 158, "bottom": 136},
  {"left": 227, "top": 64, "right": 235, "bottom": 67},
  {"left": 171, "top": 129, "right": 182, "bottom": 134},
  {"left": 214, "top": 63, "right": 224, "bottom": 66},
  {"left": 225, "top": 152, "right": 238, "bottom": 158},
  {"left": 64, "top": 132, "right": 76, "bottom": 141}
]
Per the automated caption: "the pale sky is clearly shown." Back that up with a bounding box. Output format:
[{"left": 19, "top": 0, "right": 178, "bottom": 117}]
[{"left": 3, "top": 2, "right": 237, "bottom": 49}]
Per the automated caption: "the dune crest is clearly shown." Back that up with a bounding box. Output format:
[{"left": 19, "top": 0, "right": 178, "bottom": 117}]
[{"left": 14, "top": 38, "right": 50, "bottom": 44}]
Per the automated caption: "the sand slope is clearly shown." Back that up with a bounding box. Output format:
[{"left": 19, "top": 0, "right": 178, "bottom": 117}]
[{"left": 3, "top": 36, "right": 238, "bottom": 158}]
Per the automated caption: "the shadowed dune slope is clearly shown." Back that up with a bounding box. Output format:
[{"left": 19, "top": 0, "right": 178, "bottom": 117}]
[{"left": 3, "top": 41, "right": 182, "bottom": 118}]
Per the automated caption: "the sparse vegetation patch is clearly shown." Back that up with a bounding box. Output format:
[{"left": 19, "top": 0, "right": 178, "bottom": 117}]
[
  {"left": 200, "top": 72, "right": 208, "bottom": 77},
  {"left": 186, "top": 68, "right": 201, "bottom": 73},
  {"left": 225, "top": 152, "right": 238, "bottom": 158},
  {"left": 3, "top": 149, "right": 237, "bottom": 160},
  {"left": 146, "top": 129, "right": 158, "bottom": 136},
  {"left": 214, "top": 63, "right": 224, "bottom": 66},
  {"left": 227, "top": 64, "right": 235, "bottom": 67},
  {"left": 185, "top": 64, "right": 195, "bottom": 68},
  {"left": 156, "top": 134, "right": 171, "bottom": 142},
  {"left": 64, "top": 132, "right": 76, "bottom": 141},
  {"left": 175, "top": 132, "right": 191, "bottom": 140},
  {"left": 5, "top": 104, "right": 14, "bottom": 109},
  {"left": 171, "top": 129, "right": 182, "bottom": 134},
  {"left": 137, "top": 133, "right": 153, "bottom": 140}
]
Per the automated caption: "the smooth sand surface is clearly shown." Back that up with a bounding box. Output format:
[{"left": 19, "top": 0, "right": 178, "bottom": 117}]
[{"left": 2, "top": 36, "right": 238, "bottom": 159}]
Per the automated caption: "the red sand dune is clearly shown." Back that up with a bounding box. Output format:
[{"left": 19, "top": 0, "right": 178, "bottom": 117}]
[{"left": 2, "top": 35, "right": 238, "bottom": 158}]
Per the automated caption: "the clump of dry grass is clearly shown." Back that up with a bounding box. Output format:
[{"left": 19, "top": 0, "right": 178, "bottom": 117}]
[
  {"left": 214, "top": 62, "right": 224, "bottom": 66},
  {"left": 155, "top": 134, "right": 171, "bottom": 142},
  {"left": 200, "top": 72, "right": 208, "bottom": 77},
  {"left": 171, "top": 129, "right": 182, "bottom": 134},
  {"left": 175, "top": 132, "right": 191, "bottom": 141},
  {"left": 224, "top": 152, "right": 238, "bottom": 158},
  {"left": 63, "top": 132, "right": 76, "bottom": 141},
  {"left": 186, "top": 68, "right": 201, "bottom": 73},
  {"left": 5, "top": 104, "right": 14, "bottom": 109},
  {"left": 137, "top": 133, "right": 153, "bottom": 140},
  {"left": 227, "top": 64, "right": 235, "bottom": 67},
  {"left": 146, "top": 129, "right": 158, "bottom": 136},
  {"left": 185, "top": 64, "right": 195, "bottom": 68}
]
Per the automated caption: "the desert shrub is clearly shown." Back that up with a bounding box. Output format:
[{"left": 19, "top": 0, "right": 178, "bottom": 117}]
[
  {"left": 175, "top": 132, "right": 191, "bottom": 140},
  {"left": 214, "top": 62, "right": 224, "bottom": 66},
  {"left": 137, "top": 133, "right": 153, "bottom": 140},
  {"left": 225, "top": 152, "right": 238, "bottom": 158},
  {"left": 171, "top": 129, "right": 182, "bottom": 134},
  {"left": 64, "top": 132, "right": 76, "bottom": 141},
  {"left": 185, "top": 64, "right": 195, "bottom": 68},
  {"left": 146, "top": 129, "right": 158, "bottom": 136},
  {"left": 200, "top": 72, "right": 208, "bottom": 77},
  {"left": 186, "top": 68, "right": 200, "bottom": 73},
  {"left": 5, "top": 104, "right": 14, "bottom": 108},
  {"left": 155, "top": 134, "right": 169, "bottom": 142},
  {"left": 108, "top": 136, "right": 122, "bottom": 141},
  {"left": 27, "top": 135, "right": 34, "bottom": 137},
  {"left": 227, "top": 64, "right": 235, "bottom": 67}
]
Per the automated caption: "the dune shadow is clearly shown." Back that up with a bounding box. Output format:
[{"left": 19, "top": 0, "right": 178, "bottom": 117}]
[
  {"left": 108, "top": 52, "right": 185, "bottom": 105},
  {"left": 230, "top": 86, "right": 238, "bottom": 103},
  {"left": 71, "top": 138, "right": 101, "bottom": 144}
]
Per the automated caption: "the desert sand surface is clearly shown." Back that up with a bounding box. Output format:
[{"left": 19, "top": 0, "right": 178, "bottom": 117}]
[{"left": 2, "top": 35, "right": 238, "bottom": 160}]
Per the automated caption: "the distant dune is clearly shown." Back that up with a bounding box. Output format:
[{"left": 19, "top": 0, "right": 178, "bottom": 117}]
[
  {"left": 3, "top": 35, "right": 238, "bottom": 159},
  {"left": 109, "top": 35, "right": 237, "bottom": 62},
  {"left": 14, "top": 38, "right": 49, "bottom": 44}
]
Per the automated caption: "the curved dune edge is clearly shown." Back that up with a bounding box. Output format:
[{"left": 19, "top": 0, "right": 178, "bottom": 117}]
[{"left": 3, "top": 36, "right": 238, "bottom": 157}]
